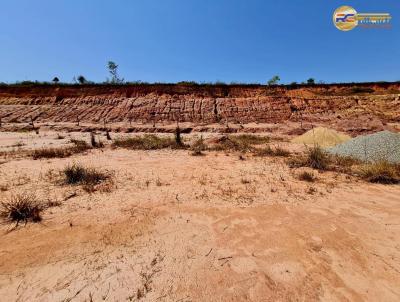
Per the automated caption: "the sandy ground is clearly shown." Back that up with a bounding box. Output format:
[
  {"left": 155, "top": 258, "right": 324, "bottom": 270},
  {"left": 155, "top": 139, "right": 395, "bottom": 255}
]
[{"left": 0, "top": 130, "right": 399, "bottom": 301}]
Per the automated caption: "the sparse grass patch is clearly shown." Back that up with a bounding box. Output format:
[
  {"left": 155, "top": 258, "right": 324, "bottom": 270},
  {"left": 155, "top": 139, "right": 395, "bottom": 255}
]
[
  {"left": 253, "top": 145, "right": 290, "bottom": 157},
  {"left": 305, "top": 146, "right": 330, "bottom": 170},
  {"left": 31, "top": 140, "right": 91, "bottom": 160},
  {"left": 330, "top": 155, "right": 360, "bottom": 173},
  {"left": 359, "top": 161, "right": 400, "bottom": 184},
  {"left": 210, "top": 136, "right": 253, "bottom": 152},
  {"left": 273, "top": 146, "right": 291, "bottom": 157},
  {"left": 288, "top": 149, "right": 361, "bottom": 176},
  {"left": 32, "top": 147, "right": 71, "bottom": 159},
  {"left": 0, "top": 193, "right": 43, "bottom": 225},
  {"left": 70, "top": 139, "right": 91, "bottom": 152},
  {"left": 190, "top": 137, "right": 207, "bottom": 156},
  {"left": 231, "top": 134, "right": 269, "bottom": 145},
  {"left": 212, "top": 135, "right": 270, "bottom": 153},
  {"left": 113, "top": 134, "right": 184, "bottom": 150}
]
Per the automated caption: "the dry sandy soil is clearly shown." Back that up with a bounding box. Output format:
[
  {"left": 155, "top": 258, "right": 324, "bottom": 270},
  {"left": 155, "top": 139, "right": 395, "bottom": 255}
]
[{"left": 0, "top": 129, "right": 399, "bottom": 302}]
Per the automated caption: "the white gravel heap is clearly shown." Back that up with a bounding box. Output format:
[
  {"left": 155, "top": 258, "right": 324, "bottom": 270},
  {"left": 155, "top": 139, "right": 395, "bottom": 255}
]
[{"left": 327, "top": 131, "right": 400, "bottom": 163}]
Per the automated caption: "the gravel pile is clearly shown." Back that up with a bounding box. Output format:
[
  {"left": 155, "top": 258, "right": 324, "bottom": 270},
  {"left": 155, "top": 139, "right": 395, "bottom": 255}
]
[
  {"left": 291, "top": 127, "right": 351, "bottom": 147},
  {"left": 327, "top": 131, "right": 400, "bottom": 163}
]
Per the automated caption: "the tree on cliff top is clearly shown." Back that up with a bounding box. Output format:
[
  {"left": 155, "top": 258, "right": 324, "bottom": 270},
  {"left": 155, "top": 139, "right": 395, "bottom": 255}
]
[
  {"left": 77, "top": 75, "right": 87, "bottom": 84},
  {"left": 52, "top": 77, "right": 59, "bottom": 84},
  {"left": 267, "top": 75, "right": 280, "bottom": 86},
  {"left": 307, "top": 78, "right": 316, "bottom": 85},
  {"left": 107, "top": 61, "right": 124, "bottom": 84}
]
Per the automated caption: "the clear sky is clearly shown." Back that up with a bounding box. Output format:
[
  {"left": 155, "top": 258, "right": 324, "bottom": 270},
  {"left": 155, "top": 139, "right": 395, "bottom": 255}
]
[{"left": 0, "top": 0, "right": 398, "bottom": 84}]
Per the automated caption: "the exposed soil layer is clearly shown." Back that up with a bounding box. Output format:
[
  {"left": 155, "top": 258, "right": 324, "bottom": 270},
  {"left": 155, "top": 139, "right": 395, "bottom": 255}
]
[{"left": 1, "top": 83, "right": 399, "bottom": 135}]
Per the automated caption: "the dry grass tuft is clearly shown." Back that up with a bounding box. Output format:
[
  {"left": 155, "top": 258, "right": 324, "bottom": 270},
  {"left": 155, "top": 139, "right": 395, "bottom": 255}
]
[
  {"left": 63, "top": 163, "right": 114, "bottom": 193},
  {"left": 113, "top": 134, "right": 184, "bottom": 150},
  {"left": 63, "top": 163, "right": 109, "bottom": 185},
  {"left": 0, "top": 193, "right": 43, "bottom": 225},
  {"left": 273, "top": 146, "right": 291, "bottom": 157},
  {"left": 330, "top": 155, "right": 360, "bottom": 173},
  {"left": 359, "top": 161, "right": 400, "bottom": 184},
  {"left": 231, "top": 134, "right": 269, "bottom": 145},
  {"left": 298, "top": 171, "right": 316, "bottom": 182},
  {"left": 70, "top": 139, "right": 92, "bottom": 152},
  {"left": 32, "top": 147, "right": 71, "bottom": 160},
  {"left": 254, "top": 145, "right": 290, "bottom": 157},
  {"left": 210, "top": 136, "right": 253, "bottom": 152},
  {"left": 190, "top": 137, "right": 207, "bottom": 156},
  {"left": 206, "top": 135, "right": 270, "bottom": 153},
  {"left": 305, "top": 146, "right": 330, "bottom": 170}
]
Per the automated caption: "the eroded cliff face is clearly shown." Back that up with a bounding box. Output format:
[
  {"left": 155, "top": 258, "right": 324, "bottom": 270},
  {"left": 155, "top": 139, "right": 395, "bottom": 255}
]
[{"left": 0, "top": 84, "right": 399, "bottom": 129}]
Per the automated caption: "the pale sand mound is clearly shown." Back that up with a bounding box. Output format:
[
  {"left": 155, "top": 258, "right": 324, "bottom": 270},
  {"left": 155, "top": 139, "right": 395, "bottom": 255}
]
[{"left": 291, "top": 127, "right": 351, "bottom": 147}]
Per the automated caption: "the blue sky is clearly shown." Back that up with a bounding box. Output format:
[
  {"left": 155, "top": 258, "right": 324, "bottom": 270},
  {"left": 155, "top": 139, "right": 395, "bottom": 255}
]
[{"left": 0, "top": 0, "right": 398, "bottom": 84}]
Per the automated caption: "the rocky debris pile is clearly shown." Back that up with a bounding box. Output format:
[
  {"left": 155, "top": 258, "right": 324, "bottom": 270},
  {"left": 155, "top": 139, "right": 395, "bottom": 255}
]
[
  {"left": 328, "top": 131, "right": 400, "bottom": 163},
  {"left": 291, "top": 127, "right": 351, "bottom": 147}
]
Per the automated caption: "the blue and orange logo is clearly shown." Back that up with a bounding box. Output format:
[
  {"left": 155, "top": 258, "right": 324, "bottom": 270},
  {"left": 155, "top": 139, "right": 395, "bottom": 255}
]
[{"left": 333, "top": 6, "right": 391, "bottom": 31}]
